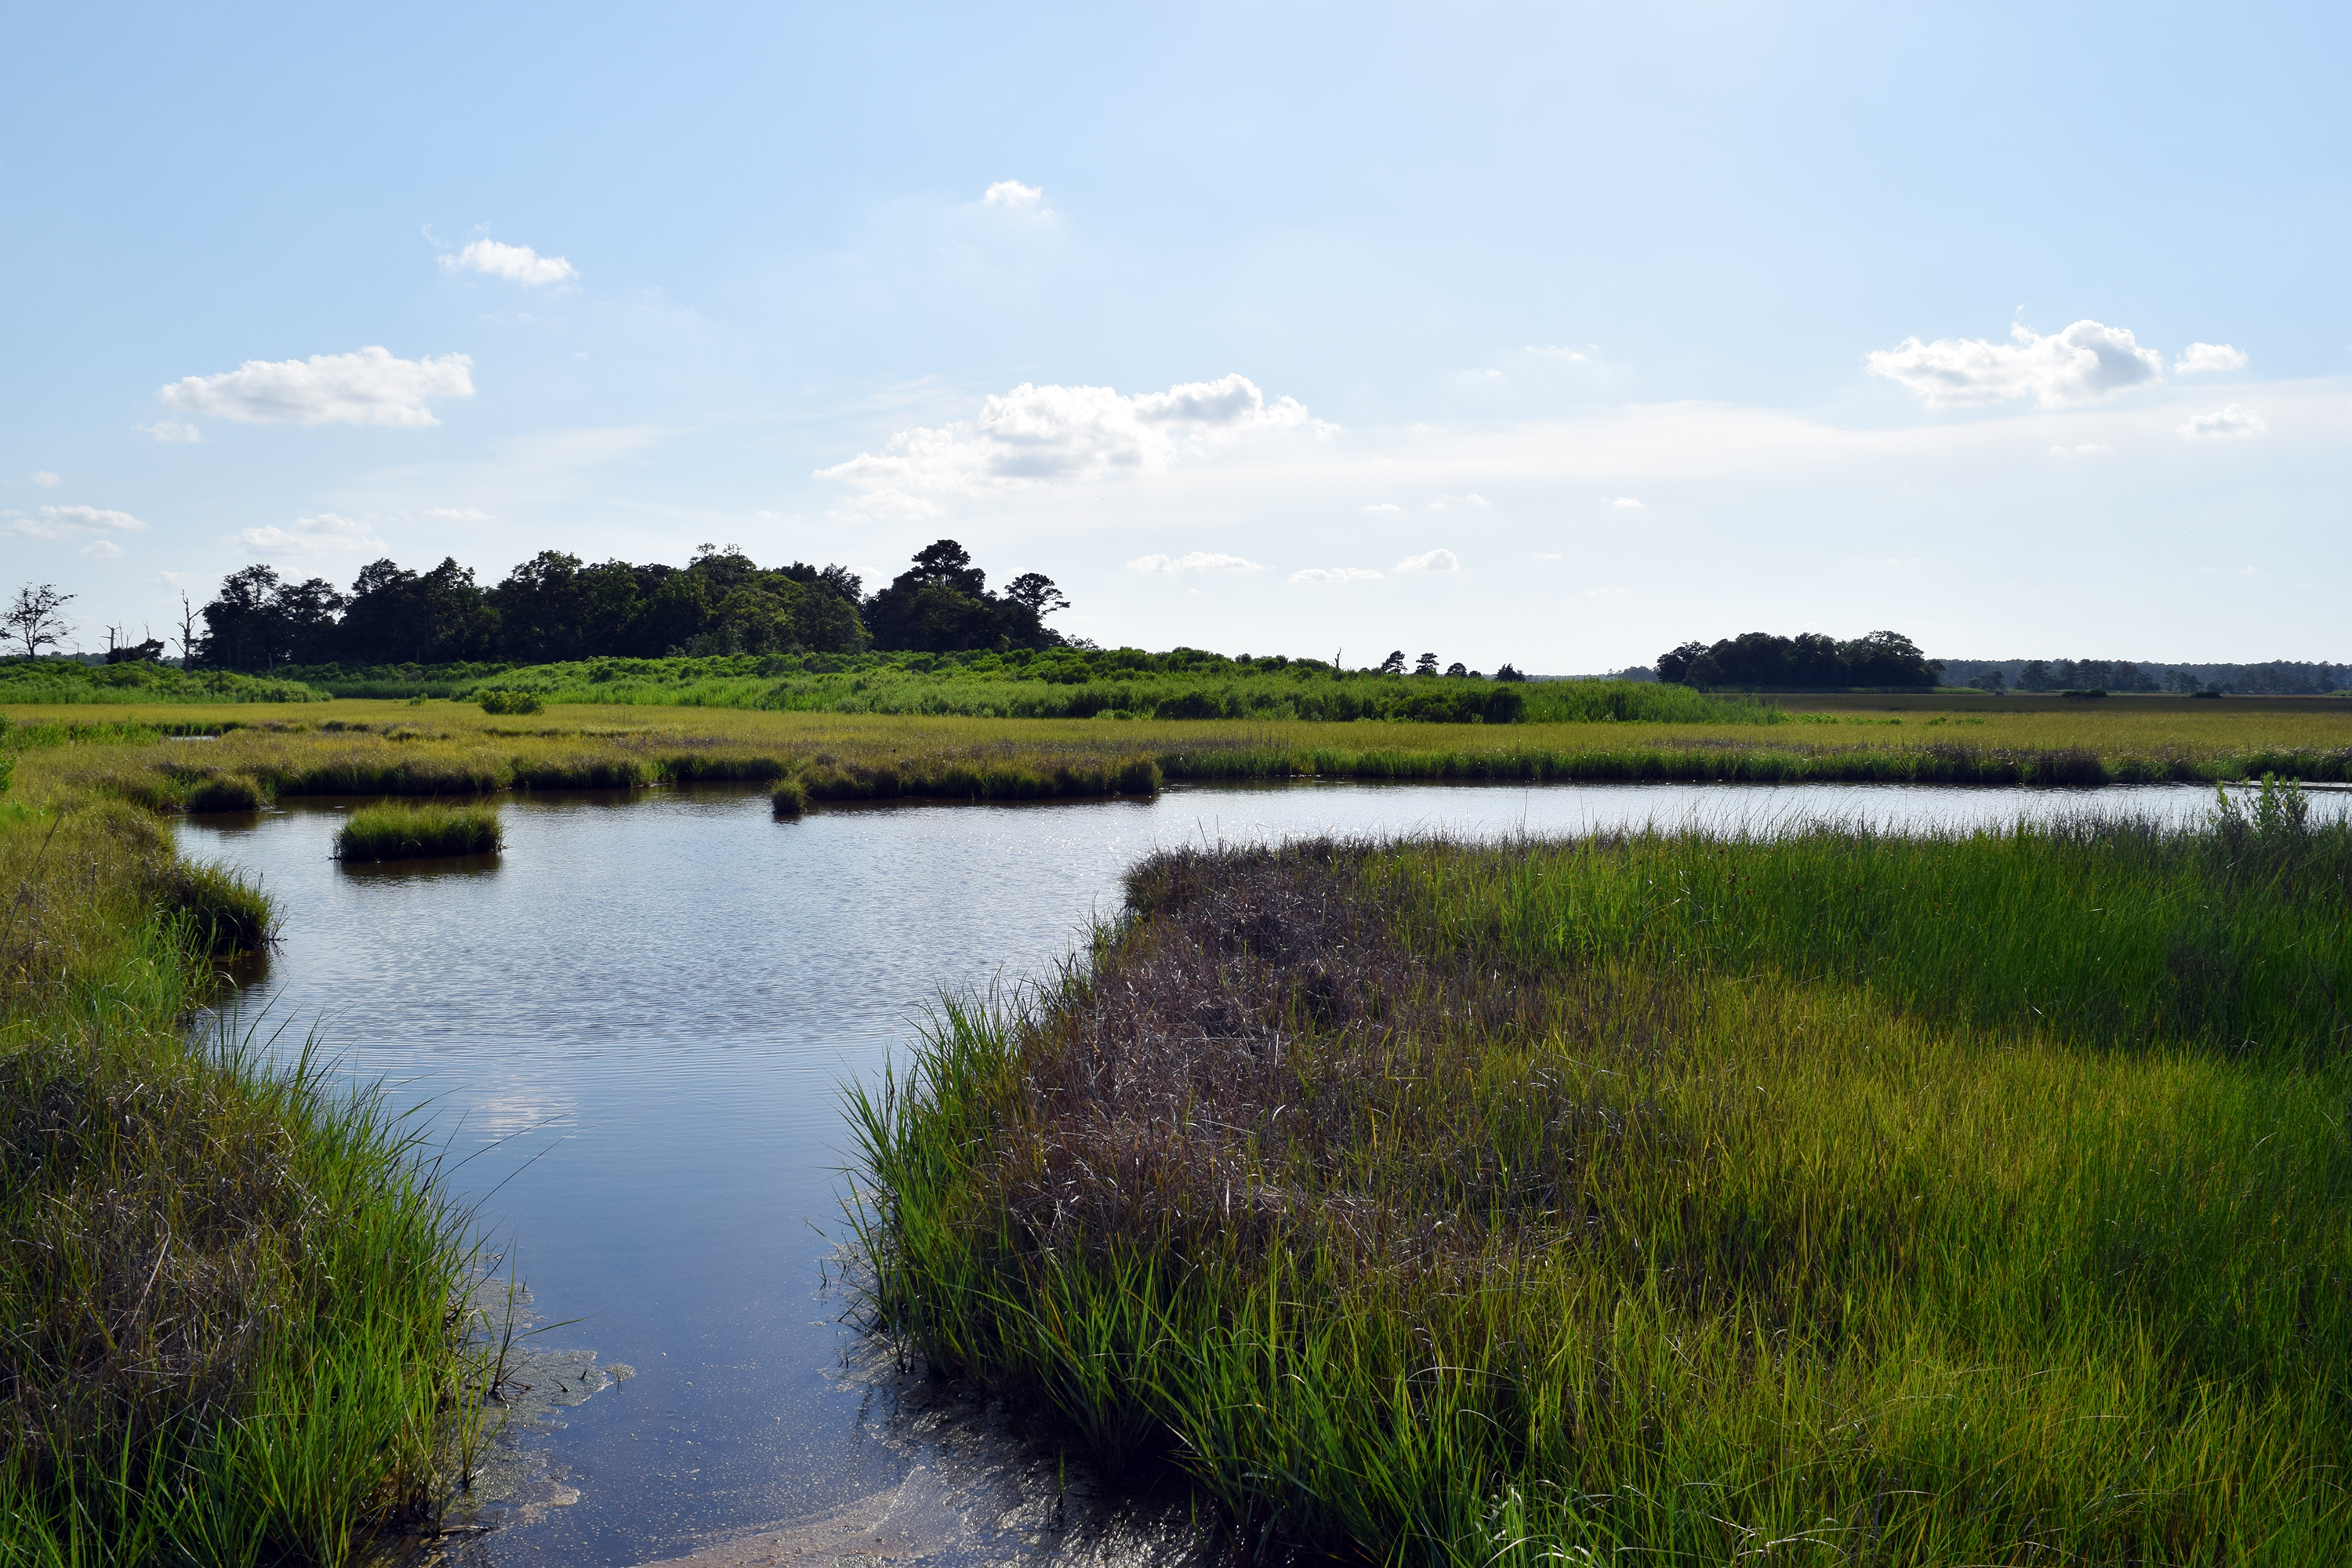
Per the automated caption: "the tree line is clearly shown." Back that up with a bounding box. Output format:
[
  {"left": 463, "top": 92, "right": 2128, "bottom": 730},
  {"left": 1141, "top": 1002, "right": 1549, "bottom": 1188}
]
[
  {"left": 1657, "top": 630, "right": 1942, "bottom": 690},
  {"left": 189, "top": 539, "right": 1071, "bottom": 670}
]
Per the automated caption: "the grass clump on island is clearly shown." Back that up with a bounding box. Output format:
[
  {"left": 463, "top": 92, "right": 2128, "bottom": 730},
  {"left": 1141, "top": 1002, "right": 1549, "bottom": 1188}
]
[
  {"left": 336, "top": 799, "right": 504, "bottom": 861},
  {"left": 852, "top": 782, "right": 2352, "bottom": 1563},
  {"left": 0, "top": 770, "right": 493, "bottom": 1563}
]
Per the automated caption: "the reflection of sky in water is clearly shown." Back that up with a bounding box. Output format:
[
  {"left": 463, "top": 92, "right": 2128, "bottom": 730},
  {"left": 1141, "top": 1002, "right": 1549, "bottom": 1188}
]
[{"left": 173, "top": 779, "right": 2349, "bottom": 1565}]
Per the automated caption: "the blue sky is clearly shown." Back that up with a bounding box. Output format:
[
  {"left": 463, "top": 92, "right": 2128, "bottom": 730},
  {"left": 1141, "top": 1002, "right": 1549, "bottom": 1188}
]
[{"left": 5, "top": 2, "right": 2346, "bottom": 669}]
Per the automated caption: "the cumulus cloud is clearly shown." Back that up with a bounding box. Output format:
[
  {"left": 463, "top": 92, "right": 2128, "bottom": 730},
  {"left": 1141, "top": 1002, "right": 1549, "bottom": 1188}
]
[
  {"left": 816, "top": 374, "right": 1329, "bottom": 495},
  {"left": 161, "top": 347, "right": 475, "bottom": 427},
  {"left": 140, "top": 420, "right": 201, "bottom": 443},
  {"left": 2180, "top": 404, "right": 2267, "bottom": 438},
  {"left": 2049, "top": 443, "right": 2112, "bottom": 456},
  {"left": 1866, "top": 319, "right": 2163, "bottom": 407},
  {"left": 5, "top": 503, "right": 147, "bottom": 541},
  {"left": 2176, "top": 342, "right": 2249, "bottom": 373},
  {"left": 1395, "top": 548, "right": 1460, "bottom": 574},
  {"left": 438, "top": 238, "right": 578, "bottom": 285},
  {"left": 1128, "top": 550, "right": 1264, "bottom": 574},
  {"left": 233, "top": 513, "right": 385, "bottom": 557},
  {"left": 1524, "top": 345, "right": 1591, "bottom": 362},
  {"left": 82, "top": 539, "right": 125, "bottom": 559},
  {"left": 31, "top": 470, "right": 59, "bottom": 486},
  {"left": 1290, "top": 566, "right": 1383, "bottom": 584},
  {"left": 983, "top": 180, "right": 1047, "bottom": 212},
  {"left": 1605, "top": 495, "right": 1646, "bottom": 510}
]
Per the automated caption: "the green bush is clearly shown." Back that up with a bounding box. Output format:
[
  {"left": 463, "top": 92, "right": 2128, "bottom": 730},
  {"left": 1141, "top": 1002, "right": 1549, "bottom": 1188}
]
[{"left": 476, "top": 689, "right": 544, "bottom": 715}]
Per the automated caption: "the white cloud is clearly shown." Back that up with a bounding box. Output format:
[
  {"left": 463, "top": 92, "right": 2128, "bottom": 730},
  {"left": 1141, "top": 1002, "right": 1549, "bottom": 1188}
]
[
  {"left": 424, "top": 506, "right": 492, "bottom": 522},
  {"left": 140, "top": 420, "right": 202, "bottom": 443},
  {"left": 2179, "top": 404, "right": 2267, "bottom": 438},
  {"left": 816, "top": 374, "right": 1330, "bottom": 495},
  {"left": 2049, "top": 443, "right": 2112, "bottom": 456},
  {"left": 1396, "top": 548, "right": 1461, "bottom": 574},
  {"left": 1530, "top": 552, "right": 1563, "bottom": 561},
  {"left": 849, "top": 489, "right": 945, "bottom": 520},
  {"left": 81, "top": 539, "right": 125, "bottom": 559},
  {"left": 5, "top": 503, "right": 147, "bottom": 541},
  {"left": 1424, "top": 493, "right": 1490, "bottom": 513},
  {"left": 1363, "top": 502, "right": 1401, "bottom": 514},
  {"left": 1290, "top": 567, "right": 1383, "bottom": 583},
  {"left": 1523, "top": 345, "right": 1591, "bottom": 362},
  {"left": 1866, "top": 319, "right": 2164, "bottom": 407},
  {"left": 160, "top": 347, "right": 475, "bottom": 427},
  {"left": 2175, "top": 342, "right": 2248, "bottom": 374},
  {"left": 1605, "top": 495, "right": 1646, "bottom": 509},
  {"left": 983, "top": 180, "right": 1047, "bottom": 212},
  {"left": 31, "top": 470, "right": 59, "bottom": 486},
  {"left": 1127, "top": 551, "right": 1264, "bottom": 574},
  {"left": 233, "top": 513, "right": 386, "bottom": 557},
  {"left": 438, "top": 238, "right": 578, "bottom": 286}
]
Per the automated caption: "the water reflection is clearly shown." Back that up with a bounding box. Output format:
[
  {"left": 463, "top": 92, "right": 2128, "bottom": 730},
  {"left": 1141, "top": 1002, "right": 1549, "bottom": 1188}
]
[{"left": 174, "top": 779, "right": 2350, "bottom": 1566}]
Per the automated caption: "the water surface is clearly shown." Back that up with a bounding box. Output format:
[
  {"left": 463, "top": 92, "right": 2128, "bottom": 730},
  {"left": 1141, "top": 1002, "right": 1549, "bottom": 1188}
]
[{"left": 175, "top": 779, "right": 2339, "bottom": 1564}]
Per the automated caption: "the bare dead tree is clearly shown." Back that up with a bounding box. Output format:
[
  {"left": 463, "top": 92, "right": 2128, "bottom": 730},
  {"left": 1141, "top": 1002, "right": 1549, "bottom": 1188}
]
[{"left": 175, "top": 590, "right": 201, "bottom": 666}]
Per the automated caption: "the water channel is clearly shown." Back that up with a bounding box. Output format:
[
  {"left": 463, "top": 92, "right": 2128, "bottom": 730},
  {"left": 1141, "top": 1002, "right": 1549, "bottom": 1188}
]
[{"left": 172, "top": 780, "right": 2348, "bottom": 1566}]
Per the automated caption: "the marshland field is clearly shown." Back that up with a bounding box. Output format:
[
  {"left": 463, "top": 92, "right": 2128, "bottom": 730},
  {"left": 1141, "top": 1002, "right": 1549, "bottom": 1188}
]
[{"left": 3, "top": 686, "right": 2350, "bottom": 1565}]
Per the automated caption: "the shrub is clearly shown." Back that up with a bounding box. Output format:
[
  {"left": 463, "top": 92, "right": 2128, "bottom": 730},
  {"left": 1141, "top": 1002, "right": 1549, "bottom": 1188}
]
[
  {"left": 477, "top": 689, "right": 545, "bottom": 715},
  {"left": 771, "top": 775, "right": 809, "bottom": 817}
]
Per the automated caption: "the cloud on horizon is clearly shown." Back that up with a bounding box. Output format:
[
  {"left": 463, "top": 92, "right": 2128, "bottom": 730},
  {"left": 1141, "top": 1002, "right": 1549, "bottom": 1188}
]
[
  {"left": 1395, "top": 548, "right": 1460, "bottom": 573},
  {"left": 1867, "top": 319, "right": 2163, "bottom": 407},
  {"left": 2180, "top": 404, "right": 2266, "bottom": 438},
  {"left": 1128, "top": 550, "right": 1264, "bottom": 573},
  {"left": 1291, "top": 566, "right": 1383, "bottom": 583},
  {"left": 162, "top": 347, "right": 475, "bottom": 428}
]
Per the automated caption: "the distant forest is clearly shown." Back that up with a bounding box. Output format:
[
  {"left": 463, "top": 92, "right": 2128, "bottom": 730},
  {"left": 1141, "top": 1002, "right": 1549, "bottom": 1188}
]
[
  {"left": 1657, "top": 631, "right": 1942, "bottom": 690},
  {"left": 1937, "top": 658, "right": 2352, "bottom": 696},
  {"left": 184, "top": 539, "right": 1068, "bottom": 671}
]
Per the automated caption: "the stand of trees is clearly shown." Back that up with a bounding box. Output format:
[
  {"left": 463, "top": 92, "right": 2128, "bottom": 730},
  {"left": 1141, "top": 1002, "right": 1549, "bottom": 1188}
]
[
  {"left": 1657, "top": 630, "right": 1941, "bottom": 690},
  {"left": 1940, "top": 658, "right": 2352, "bottom": 696},
  {"left": 191, "top": 539, "right": 1069, "bottom": 671}
]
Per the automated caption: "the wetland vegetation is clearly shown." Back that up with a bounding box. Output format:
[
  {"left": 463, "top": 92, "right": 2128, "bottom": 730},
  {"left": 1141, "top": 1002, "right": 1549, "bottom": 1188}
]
[
  {"left": 854, "top": 783, "right": 2352, "bottom": 1563},
  {"left": 0, "top": 747, "right": 494, "bottom": 1563},
  {"left": 334, "top": 800, "right": 505, "bottom": 862}
]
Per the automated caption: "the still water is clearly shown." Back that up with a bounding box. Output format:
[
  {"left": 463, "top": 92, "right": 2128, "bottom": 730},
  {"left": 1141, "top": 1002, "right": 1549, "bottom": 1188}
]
[{"left": 172, "top": 780, "right": 2339, "bottom": 1565}]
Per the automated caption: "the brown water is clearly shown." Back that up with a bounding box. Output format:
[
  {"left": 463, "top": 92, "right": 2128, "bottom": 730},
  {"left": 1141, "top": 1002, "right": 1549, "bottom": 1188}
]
[{"left": 173, "top": 779, "right": 2323, "bottom": 1566}]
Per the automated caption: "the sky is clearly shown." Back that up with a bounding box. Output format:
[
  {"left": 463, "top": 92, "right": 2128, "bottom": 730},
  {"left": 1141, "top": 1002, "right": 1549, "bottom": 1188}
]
[{"left": 5, "top": 2, "right": 2347, "bottom": 671}]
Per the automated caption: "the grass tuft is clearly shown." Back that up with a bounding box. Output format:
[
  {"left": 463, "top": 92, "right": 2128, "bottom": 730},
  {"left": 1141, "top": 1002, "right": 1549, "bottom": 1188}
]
[
  {"left": 183, "top": 772, "right": 269, "bottom": 813},
  {"left": 771, "top": 775, "right": 809, "bottom": 817},
  {"left": 333, "top": 800, "right": 503, "bottom": 862}
]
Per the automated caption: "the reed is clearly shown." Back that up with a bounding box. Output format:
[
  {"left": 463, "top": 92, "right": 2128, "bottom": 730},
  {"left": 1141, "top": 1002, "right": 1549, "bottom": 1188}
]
[
  {"left": 333, "top": 800, "right": 504, "bottom": 862},
  {"left": 851, "top": 803, "right": 2352, "bottom": 1563}
]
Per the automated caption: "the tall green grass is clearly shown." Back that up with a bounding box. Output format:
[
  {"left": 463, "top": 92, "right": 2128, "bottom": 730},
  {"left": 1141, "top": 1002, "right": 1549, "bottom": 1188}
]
[
  {"left": 334, "top": 800, "right": 503, "bottom": 862},
  {"left": 851, "top": 801, "right": 2352, "bottom": 1563},
  {"left": 1, "top": 786, "right": 490, "bottom": 1564}
]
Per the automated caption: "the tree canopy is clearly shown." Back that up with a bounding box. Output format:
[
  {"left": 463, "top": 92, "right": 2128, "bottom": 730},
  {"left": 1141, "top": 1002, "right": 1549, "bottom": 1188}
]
[
  {"left": 1657, "top": 630, "right": 1942, "bottom": 690},
  {"left": 188, "top": 539, "right": 1069, "bottom": 671}
]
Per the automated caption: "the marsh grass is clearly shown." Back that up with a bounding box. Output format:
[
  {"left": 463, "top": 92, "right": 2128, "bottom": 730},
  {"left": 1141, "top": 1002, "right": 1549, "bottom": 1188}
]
[
  {"left": 334, "top": 800, "right": 503, "bottom": 862},
  {"left": 852, "top": 812, "right": 2352, "bottom": 1563},
  {"left": 1, "top": 778, "right": 488, "bottom": 1564}
]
